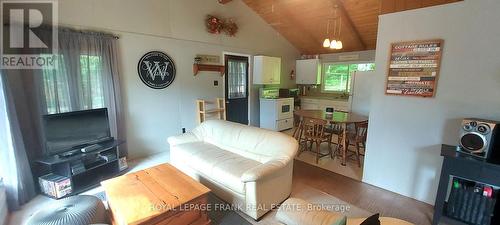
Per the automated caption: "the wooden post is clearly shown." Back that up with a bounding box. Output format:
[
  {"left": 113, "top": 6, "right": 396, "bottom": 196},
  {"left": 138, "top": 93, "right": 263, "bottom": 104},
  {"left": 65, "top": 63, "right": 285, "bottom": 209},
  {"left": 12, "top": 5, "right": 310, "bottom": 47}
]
[{"left": 216, "top": 98, "right": 226, "bottom": 120}]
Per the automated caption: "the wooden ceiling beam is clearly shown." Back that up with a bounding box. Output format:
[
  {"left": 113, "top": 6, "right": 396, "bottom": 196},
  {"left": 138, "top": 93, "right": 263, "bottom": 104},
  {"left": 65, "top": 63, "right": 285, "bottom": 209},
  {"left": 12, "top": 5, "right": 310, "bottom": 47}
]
[{"left": 335, "top": 0, "right": 366, "bottom": 50}]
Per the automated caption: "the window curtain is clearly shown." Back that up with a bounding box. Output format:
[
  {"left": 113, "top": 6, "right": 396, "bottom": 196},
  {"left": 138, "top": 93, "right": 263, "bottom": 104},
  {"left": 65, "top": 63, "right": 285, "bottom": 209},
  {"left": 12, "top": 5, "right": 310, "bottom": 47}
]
[
  {"left": 40, "top": 29, "right": 126, "bottom": 153},
  {"left": 0, "top": 28, "right": 125, "bottom": 210},
  {"left": 0, "top": 73, "right": 37, "bottom": 211},
  {"left": 227, "top": 59, "right": 247, "bottom": 99}
]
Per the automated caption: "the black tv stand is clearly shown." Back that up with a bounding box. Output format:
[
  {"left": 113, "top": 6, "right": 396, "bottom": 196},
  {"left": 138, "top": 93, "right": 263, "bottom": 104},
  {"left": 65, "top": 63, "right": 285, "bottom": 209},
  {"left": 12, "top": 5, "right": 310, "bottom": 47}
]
[
  {"left": 433, "top": 144, "right": 500, "bottom": 225},
  {"left": 58, "top": 149, "right": 80, "bottom": 158},
  {"left": 36, "top": 139, "right": 126, "bottom": 198}
]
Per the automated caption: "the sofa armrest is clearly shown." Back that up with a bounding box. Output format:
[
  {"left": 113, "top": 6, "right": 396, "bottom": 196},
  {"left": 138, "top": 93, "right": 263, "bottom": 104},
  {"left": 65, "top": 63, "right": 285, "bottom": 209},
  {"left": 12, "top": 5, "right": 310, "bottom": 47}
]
[
  {"left": 241, "top": 160, "right": 290, "bottom": 182},
  {"left": 167, "top": 132, "right": 200, "bottom": 146}
]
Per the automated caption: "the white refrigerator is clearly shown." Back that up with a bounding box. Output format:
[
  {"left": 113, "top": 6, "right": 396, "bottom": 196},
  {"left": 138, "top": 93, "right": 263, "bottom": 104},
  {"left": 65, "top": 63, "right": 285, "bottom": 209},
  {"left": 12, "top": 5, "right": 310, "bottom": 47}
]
[{"left": 349, "top": 70, "right": 375, "bottom": 116}]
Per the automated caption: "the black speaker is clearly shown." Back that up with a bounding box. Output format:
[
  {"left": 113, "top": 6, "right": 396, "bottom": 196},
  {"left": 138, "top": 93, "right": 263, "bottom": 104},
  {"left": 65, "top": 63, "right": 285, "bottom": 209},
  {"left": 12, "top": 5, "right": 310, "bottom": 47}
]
[{"left": 459, "top": 118, "right": 500, "bottom": 163}]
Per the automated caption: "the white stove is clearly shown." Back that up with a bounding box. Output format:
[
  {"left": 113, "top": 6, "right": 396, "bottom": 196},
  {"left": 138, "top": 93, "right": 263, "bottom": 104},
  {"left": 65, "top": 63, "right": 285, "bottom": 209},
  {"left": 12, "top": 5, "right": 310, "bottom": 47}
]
[{"left": 259, "top": 97, "right": 294, "bottom": 131}]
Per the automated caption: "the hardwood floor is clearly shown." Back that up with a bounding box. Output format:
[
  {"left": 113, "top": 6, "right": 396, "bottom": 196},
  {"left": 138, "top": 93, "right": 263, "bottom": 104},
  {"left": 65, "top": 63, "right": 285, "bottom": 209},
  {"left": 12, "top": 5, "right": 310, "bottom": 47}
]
[
  {"left": 9, "top": 153, "right": 433, "bottom": 225},
  {"left": 293, "top": 159, "right": 434, "bottom": 225}
]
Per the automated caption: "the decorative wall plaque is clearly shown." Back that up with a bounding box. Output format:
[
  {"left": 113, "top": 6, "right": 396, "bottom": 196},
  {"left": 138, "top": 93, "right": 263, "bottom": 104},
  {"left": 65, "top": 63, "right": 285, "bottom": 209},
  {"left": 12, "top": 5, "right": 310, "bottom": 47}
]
[
  {"left": 137, "top": 51, "right": 176, "bottom": 89},
  {"left": 385, "top": 39, "right": 444, "bottom": 97}
]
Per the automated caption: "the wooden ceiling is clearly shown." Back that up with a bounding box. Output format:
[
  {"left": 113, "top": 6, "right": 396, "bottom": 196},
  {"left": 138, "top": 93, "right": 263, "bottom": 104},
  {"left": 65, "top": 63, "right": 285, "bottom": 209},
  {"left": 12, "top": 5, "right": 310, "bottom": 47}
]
[{"left": 241, "top": 0, "right": 462, "bottom": 54}]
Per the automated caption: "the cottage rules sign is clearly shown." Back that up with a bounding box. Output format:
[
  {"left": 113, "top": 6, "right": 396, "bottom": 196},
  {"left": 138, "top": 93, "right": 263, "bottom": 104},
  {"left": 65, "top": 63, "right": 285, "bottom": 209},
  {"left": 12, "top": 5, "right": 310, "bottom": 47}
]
[{"left": 137, "top": 51, "right": 176, "bottom": 89}]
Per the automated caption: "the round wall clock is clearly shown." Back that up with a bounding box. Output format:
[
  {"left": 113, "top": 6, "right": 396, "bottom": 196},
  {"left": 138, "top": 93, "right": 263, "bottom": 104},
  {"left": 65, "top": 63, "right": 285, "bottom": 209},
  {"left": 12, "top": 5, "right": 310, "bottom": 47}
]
[{"left": 137, "top": 51, "right": 176, "bottom": 89}]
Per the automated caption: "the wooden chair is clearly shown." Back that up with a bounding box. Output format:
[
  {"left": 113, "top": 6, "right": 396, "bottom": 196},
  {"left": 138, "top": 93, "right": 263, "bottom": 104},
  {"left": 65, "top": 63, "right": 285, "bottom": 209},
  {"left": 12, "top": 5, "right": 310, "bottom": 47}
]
[
  {"left": 324, "top": 123, "right": 343, "bottom": 158},
  {"left": 323, "top": 110, "right": 351, "bottom": 158},
  {"left": 297, "top": 117, "right": 333, "bottom": 163},
  {"left": 346, "top": 120, "right": 368, "bottom": 167}
]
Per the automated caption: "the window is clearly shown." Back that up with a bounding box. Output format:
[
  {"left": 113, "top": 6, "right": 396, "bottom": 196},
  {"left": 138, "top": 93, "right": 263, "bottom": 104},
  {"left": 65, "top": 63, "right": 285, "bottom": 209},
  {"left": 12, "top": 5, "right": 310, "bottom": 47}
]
[
  {"left": 79, "top": 55, "right": 104, "bottom": 109},
  {"left": 322, "top": 63, "right": 375, "bottom": 93},
  {"left": 42, "top": 55, "right": 104, "bottom": 114},
  {"left": 227, "top": 57, "right": 248, "bottom": 99}
]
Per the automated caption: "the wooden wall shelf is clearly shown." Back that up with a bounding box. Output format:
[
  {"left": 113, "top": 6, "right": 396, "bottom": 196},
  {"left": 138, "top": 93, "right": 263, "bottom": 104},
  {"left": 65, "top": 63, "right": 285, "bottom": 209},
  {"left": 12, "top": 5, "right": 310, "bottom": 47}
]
[
  {"left": 193, "top": 64, "right": 225, "bottom": 76},
  {"left": 196, "top": 98, "right": 226, "bottom": 124}
]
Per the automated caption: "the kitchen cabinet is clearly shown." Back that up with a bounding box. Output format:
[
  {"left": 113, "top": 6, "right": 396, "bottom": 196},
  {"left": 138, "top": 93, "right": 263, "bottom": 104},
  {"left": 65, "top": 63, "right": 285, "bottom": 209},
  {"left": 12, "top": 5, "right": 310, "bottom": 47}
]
[
  {"left": 300, "top": 97, "right": 350, "bottom": 112},
  {"left": 296, "top": 59, "right": 321, "bottom": 84},
  {"left": 253, "top": 56, "right": 281, "bottom": 84}
]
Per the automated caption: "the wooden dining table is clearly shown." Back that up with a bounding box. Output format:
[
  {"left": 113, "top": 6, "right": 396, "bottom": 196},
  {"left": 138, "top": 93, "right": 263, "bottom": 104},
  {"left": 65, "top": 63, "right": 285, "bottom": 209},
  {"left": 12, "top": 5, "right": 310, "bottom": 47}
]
[{"left": 293, "top": 109, "right": 369, "bottom": 166}]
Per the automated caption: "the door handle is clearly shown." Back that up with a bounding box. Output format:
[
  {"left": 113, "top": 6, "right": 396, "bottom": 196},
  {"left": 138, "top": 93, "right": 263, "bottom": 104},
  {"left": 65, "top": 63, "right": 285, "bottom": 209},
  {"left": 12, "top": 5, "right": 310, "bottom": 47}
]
[{"left": 226, "top": 101, "right": 229, "bottom": 104}]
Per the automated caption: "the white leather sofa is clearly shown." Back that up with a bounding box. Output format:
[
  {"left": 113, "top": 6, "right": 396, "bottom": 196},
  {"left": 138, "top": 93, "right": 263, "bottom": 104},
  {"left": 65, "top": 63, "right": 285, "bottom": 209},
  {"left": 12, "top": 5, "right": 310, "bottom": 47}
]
[{"left": 168, "top": 120, "right": 298, "bottom": 219}]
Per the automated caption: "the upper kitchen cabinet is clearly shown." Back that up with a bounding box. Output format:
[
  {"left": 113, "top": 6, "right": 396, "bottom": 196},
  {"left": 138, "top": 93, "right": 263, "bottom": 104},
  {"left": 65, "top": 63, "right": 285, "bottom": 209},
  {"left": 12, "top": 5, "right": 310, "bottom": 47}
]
[
  {"left": 253, "top": 56, "right": 281, "bottom": 85},
  {"left": 296, "top": 59, "right": 321, "bottom": 85}
]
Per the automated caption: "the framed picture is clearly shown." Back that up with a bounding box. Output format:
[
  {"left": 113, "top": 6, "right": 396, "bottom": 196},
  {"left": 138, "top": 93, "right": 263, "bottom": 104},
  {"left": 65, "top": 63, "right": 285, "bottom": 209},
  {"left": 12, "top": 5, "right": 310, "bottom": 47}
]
[{"left": 385, "top": 39, "right": 444, "bottom": 98}]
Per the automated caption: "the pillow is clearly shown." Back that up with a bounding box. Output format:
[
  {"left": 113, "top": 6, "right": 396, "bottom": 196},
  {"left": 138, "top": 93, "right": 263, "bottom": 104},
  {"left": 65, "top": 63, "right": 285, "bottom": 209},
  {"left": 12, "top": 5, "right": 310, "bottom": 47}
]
[
  {"left": 360, "top": 213, "right": 380, "bottom": 225},
  {"left": 331, "top": 216, "right": 347, "bottom": 225}
]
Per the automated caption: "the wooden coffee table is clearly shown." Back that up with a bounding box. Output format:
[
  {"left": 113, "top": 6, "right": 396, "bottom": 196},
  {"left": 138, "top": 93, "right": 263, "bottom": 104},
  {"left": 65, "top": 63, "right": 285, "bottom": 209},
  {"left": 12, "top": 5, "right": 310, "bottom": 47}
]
[{"left": 101, "top": 163, "right": 211, "bottom": 225}]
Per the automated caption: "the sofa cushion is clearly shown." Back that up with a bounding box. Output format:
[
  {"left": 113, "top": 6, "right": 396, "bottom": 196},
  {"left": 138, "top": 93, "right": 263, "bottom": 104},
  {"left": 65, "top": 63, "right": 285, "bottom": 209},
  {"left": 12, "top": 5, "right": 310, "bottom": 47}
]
[
  {"left": 191, "top": 120, "right": 298, "bottom": 163},
  {"left": 172, "top": 141, "right": 262, "bottom": 194}
]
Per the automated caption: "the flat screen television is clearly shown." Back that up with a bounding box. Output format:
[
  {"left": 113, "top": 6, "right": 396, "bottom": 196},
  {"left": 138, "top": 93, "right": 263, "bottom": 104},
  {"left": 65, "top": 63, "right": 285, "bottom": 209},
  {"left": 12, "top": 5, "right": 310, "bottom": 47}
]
[{"left": 42, "top": 108, "right": 112, "bottom": 156}]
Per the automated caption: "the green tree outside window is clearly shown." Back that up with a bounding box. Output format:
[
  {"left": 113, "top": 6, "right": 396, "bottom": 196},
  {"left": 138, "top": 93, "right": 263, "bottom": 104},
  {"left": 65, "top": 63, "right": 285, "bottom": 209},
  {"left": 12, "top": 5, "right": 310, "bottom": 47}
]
[{"left": 322, "top": 63, "right": 375, "bottom": 93}]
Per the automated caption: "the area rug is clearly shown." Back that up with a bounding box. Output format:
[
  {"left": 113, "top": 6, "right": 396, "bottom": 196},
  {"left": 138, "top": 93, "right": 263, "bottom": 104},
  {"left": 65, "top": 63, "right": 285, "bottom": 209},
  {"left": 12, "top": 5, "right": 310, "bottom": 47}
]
[
  {"left": 92, "top": 191, "right": 252, "bottom": 225},
  {"left": 92, "top": 182, "right": 371, "bottom": 225},
  {"left": 281, "top": 130, "right": 364, "bottom": 181},
  {"left": 242, "top": 182, "right": 372, "bottom": 225}
]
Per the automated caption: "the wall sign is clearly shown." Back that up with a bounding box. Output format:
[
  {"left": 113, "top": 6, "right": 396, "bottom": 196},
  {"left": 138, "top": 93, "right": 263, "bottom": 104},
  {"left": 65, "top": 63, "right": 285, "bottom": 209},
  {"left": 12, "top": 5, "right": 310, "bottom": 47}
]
[
  {"left": 195, "top": 54, "right": 220, "bottom": 65},
  {"left": 137, "top": 51, "right": 176, "bottom": 89},
  {"left": 385, "top": 39, "right": 444, "bottom": 97}
]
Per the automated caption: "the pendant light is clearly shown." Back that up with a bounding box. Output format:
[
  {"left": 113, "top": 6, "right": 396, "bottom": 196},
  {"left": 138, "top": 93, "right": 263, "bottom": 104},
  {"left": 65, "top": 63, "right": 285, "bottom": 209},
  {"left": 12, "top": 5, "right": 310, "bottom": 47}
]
[
  {"left": 323, "top": 20, "right": 331, "bottom": 47},
  {"left": 337, "top": 40, "right": 343, "bottom": 49},
  {"left": 335, "top": 9, "right": 343, "bottom": 50},
  {"left": 330, "top": 40, "right": 338, "bottom": 49},
  {"left": 322, "top": 2, "right": 343, "bottom": 50},
  {"left": 323, "top": 39, "right": 330, "bottom": 48}
]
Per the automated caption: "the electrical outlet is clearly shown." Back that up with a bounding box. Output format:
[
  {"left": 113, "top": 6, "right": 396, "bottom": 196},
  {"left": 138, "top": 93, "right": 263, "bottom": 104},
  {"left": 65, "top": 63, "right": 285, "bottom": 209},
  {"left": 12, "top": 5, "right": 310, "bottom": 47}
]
[
  {"left": 182, "top": 128, "right": 186, "bottom": 133},
  {"left": 214, "top": 80, "right": 218, "bottom": 86}
]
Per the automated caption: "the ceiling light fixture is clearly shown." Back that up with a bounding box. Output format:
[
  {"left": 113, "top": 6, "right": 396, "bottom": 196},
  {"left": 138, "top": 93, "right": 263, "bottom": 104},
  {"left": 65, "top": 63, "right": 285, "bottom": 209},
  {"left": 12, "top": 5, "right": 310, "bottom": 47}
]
[
  {"left": 323, "top": 3, "right": 342, "bottom": 50},
  {"left": 323, "top": 20, "right": 331, "bottom": 47},
  {"left": 323, "top": 38, "right": 330, "bottom": 48}
]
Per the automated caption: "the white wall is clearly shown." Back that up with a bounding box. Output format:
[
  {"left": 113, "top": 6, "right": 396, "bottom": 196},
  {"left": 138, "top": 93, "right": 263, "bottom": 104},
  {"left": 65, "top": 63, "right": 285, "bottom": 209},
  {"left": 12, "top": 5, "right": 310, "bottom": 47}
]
[
  {"left": 363, "top": 0, "right": 500, "bottom": 205},
  {"left": 57, "top": 0, "right": 300, "bottom": 159}
]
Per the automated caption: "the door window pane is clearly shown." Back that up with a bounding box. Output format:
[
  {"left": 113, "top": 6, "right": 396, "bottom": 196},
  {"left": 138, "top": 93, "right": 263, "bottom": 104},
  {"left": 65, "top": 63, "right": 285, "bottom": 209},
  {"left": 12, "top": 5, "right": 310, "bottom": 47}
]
[{"left": 228, "top": 60, "right": 247, "bottom": 99}]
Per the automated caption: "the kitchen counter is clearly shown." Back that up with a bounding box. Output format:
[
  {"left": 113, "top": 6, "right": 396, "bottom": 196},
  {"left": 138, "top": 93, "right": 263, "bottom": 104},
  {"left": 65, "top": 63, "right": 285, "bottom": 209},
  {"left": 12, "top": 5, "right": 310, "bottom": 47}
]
[
  {"left": 300, "top": 96, "right": 349, "bottom": 102},
  {"left": 300, "top": 97, "right": 351, "bottom": 112}
]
